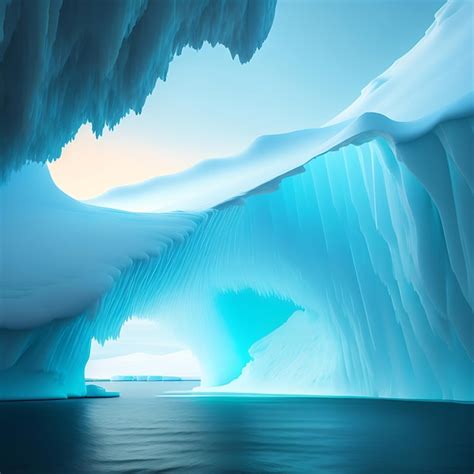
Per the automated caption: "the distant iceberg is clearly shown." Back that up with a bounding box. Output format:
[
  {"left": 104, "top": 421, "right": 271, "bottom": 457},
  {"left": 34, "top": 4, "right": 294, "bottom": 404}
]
[
  {"left": 0, "top": 0, "right": 472, "bottom": 401},
  {"left": 110, "top": 375, "right": 185, "bottom": 382}
]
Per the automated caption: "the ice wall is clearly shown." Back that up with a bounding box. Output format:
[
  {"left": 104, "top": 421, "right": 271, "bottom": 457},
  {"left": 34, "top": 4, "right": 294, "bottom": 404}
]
[
  {"left": 1, "top": 114, "right": 472, "bottom": 400},
  {"left": 100, "top": 117, "right": 473, "bottom": 400},
  {"left": 0, "top": 0, "right": 276, "bottom": 177}
]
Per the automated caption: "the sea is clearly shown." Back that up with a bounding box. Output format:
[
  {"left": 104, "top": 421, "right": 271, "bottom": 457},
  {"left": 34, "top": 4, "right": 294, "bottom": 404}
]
[{"left": 0, "top": 381, "right": 472, "bottom": 473}]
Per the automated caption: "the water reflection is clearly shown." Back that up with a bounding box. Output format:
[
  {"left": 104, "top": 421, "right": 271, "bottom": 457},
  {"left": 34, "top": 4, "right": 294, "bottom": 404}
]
[
  {"left": 0, "top": 398, "right": 92, "bottom": 472},
  {"left": 0, "top": 382, "right": 472, "bottom": 473}
]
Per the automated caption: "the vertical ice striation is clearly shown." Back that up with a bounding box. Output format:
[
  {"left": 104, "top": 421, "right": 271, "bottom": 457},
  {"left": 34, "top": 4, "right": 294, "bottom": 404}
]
[
  {"left": 1, "top": 114, "right": 472, "bottom": 400},
  {"left": 213, "top": 122, "right": 473, "bottom": 398},
  {"left": 0, "top": 0, "right": 276, "bottom": 177}
]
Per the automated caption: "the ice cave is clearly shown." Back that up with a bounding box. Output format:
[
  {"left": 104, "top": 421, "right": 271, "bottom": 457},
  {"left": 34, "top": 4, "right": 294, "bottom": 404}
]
[{"left": 0, "top": 0, "right": 472, "bottom": 404}]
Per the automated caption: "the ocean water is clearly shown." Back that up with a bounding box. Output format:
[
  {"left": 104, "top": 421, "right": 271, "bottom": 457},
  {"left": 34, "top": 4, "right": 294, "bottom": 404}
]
[{"left": 0, "top": 381, "right": 472, "bottom": 473}]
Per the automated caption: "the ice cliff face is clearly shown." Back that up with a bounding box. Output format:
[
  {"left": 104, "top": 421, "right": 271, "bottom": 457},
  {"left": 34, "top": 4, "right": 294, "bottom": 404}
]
[
  {"left": 0, "top": 0, "right": 276, "bottom": 178},
  {"left": 0, "top": 1, "right": 472, "bottom": 400},
  {"left": 1, "top": 116, "right": 472, "bottom": 400}
]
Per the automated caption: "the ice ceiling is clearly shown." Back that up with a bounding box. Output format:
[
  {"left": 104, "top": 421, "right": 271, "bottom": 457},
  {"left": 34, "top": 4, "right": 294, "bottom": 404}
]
[
  {"left": 0, "top": 0, "right": 472, "bottom": 401},
  {"left": 0, "top": 0, "right": 276, "bottom": 177}
]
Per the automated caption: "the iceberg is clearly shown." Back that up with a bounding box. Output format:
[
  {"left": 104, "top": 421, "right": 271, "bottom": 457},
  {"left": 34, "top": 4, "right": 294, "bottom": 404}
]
[{"left": 0, "top": 0, "right": 472, "bottom": 400}]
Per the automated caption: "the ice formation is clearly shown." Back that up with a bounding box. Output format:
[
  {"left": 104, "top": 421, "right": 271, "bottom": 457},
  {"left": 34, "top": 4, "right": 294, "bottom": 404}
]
[
  {"left": 0, "top": 1, "right": 473, "bottom": 400},
  {"left": 0, "top": 0, "right": 276, "bottom": 177}
]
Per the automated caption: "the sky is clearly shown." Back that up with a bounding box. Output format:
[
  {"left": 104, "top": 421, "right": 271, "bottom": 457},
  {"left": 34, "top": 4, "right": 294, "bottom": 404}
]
[
  {"left": 85, "top": 318, "right": 202, "bottom": 379},
  {"left": 49, "top": 0, "right": 444, "bottom": 200}
]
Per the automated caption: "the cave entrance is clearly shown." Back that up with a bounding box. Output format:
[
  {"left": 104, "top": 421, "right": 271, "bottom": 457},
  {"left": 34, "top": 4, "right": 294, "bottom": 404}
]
[{"left": 84, "top": 317, "right": 201, "bottom": 386}]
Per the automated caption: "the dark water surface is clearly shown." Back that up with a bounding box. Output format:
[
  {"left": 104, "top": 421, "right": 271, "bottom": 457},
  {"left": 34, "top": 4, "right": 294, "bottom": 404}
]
[{"left": 0, "top": 382, "right": 472, "bottom": 473}]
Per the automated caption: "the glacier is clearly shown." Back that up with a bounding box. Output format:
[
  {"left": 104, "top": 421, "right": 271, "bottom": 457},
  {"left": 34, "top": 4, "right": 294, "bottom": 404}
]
[{"left": 0, "top": 0, "right": 473, "bottom": 400}]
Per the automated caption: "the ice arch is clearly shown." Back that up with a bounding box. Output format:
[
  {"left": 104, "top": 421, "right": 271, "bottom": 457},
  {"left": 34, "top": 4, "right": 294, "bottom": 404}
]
[{"left": 1, "top": 113, "right": 472, "bottom": 400}]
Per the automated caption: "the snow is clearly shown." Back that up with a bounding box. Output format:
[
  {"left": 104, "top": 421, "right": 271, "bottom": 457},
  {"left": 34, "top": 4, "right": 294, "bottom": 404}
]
[
  {"left": 330, "top": 0, "right": 474, "bottom": 123},
  {"left": 89, "top": 95, "right": 472, "bottom": 213},
  {"left": 0, "top": 1, "right": 472, "bottom": 401},
  {"left": 90, "top": 0, "right": 473, "bottom": 213}
]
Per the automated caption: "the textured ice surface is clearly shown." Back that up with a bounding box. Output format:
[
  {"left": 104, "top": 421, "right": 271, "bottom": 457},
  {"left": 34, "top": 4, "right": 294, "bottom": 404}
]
[
  {"left": 330, "top": 0, "right": 474, "bottom": 123},
  {"left": 0, "top": 0, "right": 276, "bottom": 177},
  {"left": 90, "top": 0, "right": 473, "bottom": 213},
  {"left": 206, "top": 310, "right": 343, "bottom": 395},
  {"left": 0, "top": 1, "right": 472, "bottom": 400},
  {"left": 2, "top": 117, "right": 471, "bottom": 400},
  {"left": 0, "top": 164, "right": 200, "bottom": 329}
]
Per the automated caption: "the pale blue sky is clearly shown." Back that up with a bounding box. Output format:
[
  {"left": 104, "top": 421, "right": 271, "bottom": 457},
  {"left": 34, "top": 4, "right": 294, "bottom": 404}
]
[{"left": 51, "top": 0, "right": 444, "bottom": 199}]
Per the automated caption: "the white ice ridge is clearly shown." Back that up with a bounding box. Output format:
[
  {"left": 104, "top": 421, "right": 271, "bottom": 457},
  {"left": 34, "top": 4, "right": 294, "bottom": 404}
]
[
  {"left": 0, "top": 0, "right": 276, "bottom": 177},
  {"left": 0, "top": 0, "right": 473, "bottom": 400},
  {"left": 89, "top": 0, "right": 473, "bottom": 213},
  {"left": 89, "top": 93, "right": 473, "bottom": 213}
]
